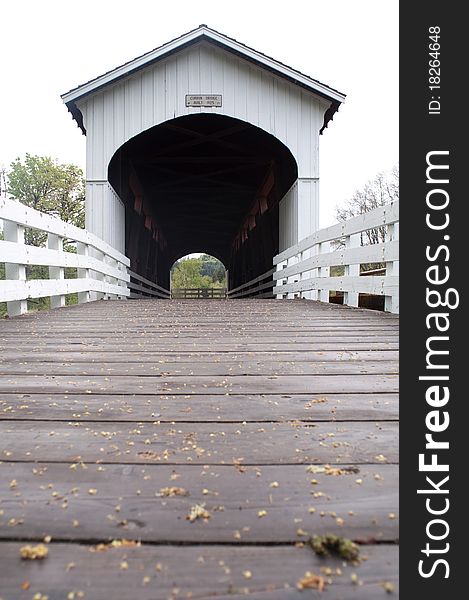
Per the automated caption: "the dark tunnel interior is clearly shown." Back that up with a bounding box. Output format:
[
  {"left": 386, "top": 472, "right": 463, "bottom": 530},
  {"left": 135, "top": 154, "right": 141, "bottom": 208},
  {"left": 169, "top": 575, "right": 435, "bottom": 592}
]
[{"left": 108, "top": 114, "right": 298, "bottom": 291}]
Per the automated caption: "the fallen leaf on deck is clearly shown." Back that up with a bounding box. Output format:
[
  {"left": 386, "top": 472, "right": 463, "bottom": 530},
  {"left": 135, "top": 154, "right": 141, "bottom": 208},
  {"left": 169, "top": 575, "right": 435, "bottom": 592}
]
[
  {"left": 20, "top": 544, "right": 49, "bottom": 560},
  {"left": 187, "top": 503, "right": 210, "bottom": 521},
  {"left": 158, "top": 486, "right": 188, "bottom": 497},
  {"left": 296, "top": 571, "right": 326, "bottom": 591}
]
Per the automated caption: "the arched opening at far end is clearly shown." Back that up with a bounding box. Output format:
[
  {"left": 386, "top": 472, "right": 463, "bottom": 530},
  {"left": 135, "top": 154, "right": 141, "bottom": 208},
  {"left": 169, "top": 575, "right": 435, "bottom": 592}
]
[
  {"left": 108, "top": 113, "right": 298, "bottom": 293},
  {"left": 170, "top": 253, "right": 227, "bottom": 299}
]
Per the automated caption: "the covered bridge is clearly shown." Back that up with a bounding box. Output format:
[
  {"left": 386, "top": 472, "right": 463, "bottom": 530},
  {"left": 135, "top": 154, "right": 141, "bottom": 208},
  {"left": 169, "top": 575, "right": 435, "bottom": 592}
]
[{"left": 61, "top": 24, "right": 345, "bottom": 291}]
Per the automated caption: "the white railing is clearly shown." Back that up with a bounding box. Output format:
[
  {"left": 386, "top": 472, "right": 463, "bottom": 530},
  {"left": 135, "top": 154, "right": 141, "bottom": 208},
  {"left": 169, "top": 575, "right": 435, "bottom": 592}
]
[
  {"left": 273, "top": 201, "right": 399, "bottom": 313},
  {"left": 0, "top": 197, "right": 130, "bottom": 316}
]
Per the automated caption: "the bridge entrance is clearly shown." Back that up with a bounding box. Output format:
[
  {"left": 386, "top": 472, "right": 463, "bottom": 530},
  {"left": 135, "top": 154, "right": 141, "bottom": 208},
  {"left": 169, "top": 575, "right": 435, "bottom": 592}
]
[
  {"left": 61, "top": 24, "right": 345, "bottom": 298},
  {"left": 108, "top": 114, "right": 297, "bottom": 292}
]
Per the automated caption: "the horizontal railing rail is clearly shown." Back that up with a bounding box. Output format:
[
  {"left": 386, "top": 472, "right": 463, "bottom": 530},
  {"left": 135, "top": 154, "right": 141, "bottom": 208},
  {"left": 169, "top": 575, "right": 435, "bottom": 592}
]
[
  {"left": 172, "top": 288, "right": 227, "bottom": 299},
  {"left": 128, "top": 270, "right": 171, "bottom": 299},
  {"left": 0, "top": 197, "right": 130, "bottom": 317},
  {"left": 274, "top": 201, "right": 399, "bottom": 265},
  {"left": 273, "top": 201, "right": 399, "bottom": 313},
  {"left": 227, "top": 268, "right": 276, "bottom": 299}
]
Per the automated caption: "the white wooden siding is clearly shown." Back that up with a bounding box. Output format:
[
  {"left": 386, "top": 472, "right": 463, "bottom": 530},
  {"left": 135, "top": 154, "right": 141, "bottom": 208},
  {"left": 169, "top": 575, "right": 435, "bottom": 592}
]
[
  {"left": 279, "top": 181, "right": 298, "bottom": 252},
  {"left": 79, "top": 42, "right": 328, "bottom": 181},
  {"left": 278, "top": 178, "right": 319, "bottom": 253},
  {"left": 77, "top": 41, "right": 330, "bottom": 253}
]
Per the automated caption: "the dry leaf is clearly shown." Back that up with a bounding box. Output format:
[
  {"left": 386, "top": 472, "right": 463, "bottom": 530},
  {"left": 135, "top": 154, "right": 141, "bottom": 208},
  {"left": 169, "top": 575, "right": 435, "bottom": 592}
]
[
  {"left": 20, "top": 544, "right": 49, "bottom": 560},
  {"left": 187, "top": 504, "right": 210, "bottom": 522},
  {"left": 158, "top": 487, "right": 188, "bottom": 497},
  {"left": 90, "top": 539, "right": 140, "bottom": 552},
  {"left": 297, "top": 571, "right": 326, "bottom": 591}
]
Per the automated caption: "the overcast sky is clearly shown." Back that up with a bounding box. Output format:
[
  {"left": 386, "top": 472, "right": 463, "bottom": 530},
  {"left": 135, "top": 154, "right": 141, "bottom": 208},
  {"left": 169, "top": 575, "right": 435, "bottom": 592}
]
[{"left": 0, "top": 0, "right": 398, "bottom": 227}]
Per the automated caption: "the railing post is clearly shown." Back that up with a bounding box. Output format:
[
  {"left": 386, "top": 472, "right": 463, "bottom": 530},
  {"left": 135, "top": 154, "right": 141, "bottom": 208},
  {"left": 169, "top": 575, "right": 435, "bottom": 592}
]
[
  {"left": 94, "top": 249, "right": 105, "bottom": 300},
  {"left": 4, "top": 221, "right": 28, "bottom": 316},
  {"left": 385, "top": 223, "right": 399, "bottom": 313},
  {"left": 104, "top": 255, "right": 118, "bottom": 299},
  {"left": 286, "top": 255, "right": 298, "bottom": 299},
  {"left": 117, "top": 262, "right": 128, "bottom": 300},
  {"left": 276, "top": 260, "right": 287, "bottom": 299},
  {"left": 297, "top": 251, "right": 303, "bottom": 299},
  {"left": 77, "top": 242, "right": 91, "bottom": 304},
  {"left": 343, "top": 233, "right": 360, "bottom": 307},
  {"left": 318, "top": 241, "right": 330, "bottom": 303},
  {"left": 48, "top": 233, "right": 66, "bottom": 309},
  {"left": 308, "top": 246, "right": 319, "bottom": 301}
]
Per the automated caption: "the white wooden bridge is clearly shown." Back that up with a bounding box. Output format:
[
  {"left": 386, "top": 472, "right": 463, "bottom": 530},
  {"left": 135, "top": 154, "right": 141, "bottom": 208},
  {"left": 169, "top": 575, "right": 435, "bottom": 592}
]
[{"left": 0, "top": 25, "right": 399, "bottom": 599}]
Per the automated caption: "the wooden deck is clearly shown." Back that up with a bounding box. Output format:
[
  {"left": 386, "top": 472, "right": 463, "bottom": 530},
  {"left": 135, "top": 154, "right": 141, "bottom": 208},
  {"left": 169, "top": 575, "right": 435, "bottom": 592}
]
[{"left": 0, "top": 299, "right": 399, "bottom": 598}]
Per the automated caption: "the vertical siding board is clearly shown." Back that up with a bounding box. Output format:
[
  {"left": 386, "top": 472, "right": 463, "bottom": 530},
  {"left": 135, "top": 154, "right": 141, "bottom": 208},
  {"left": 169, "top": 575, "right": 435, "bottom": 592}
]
[
  {"left": 187, "top": 45, "right": 201, "bottom": 116},
  {"left": 93, "top": 94, "right": 105, "bottom": 180},
  {"left": 222, "top": 53, "right": 235, "bottom": 117},
  {"left": 258, "top": 70, "right": 271, "bottom": 134},
  {"left": 198, "top": 43, "right": 212, "bottom": 100},
  {"left": 274, "top": 80, "right": 287, "bottom": 148},
  {"left": 141, "top": 69, "right": 154, "bottom": 131},
  {"left": 88, "top": 94, "right": 104, "bottom": 179},
  {"left": 286, "top": 87, "right": 299, "bottom": 167},
  {"left": 278, "top": 182, "right": 299, "bottom": 252},
  {"left": 113, "top": 83, "right": 125, "bottom": 157},
  {"left": 165, "top": 59, "right": 177, "bottom": 120},
  {"left": 124, "top": 79, "right": 132, "bottom": 143},
  {"left": 103, "top": 90, "right": 114, "bottom": 178},
  {"left": 130, "top": 74, "right": 143, "bottom": 139},
  {"left": 246, "top": 65, "right": 258, "bottom": 128},
  {"left": 267, "top": 73, "right": 275, "bottom": 134},
  {"left": 154, "top": 65, "right": 165, "bottom": 124},
  {"left": 210, "top": 47, "right": 223, "bottom": 115},
  {"left": 176, "top": 53, "right": 189, "bottom": 117},
  {"left": 235, "top": 60, "right": 248, "bottom": 122},
  {"left": 187, "top": 45, "right": 200, "bottom": 92}
]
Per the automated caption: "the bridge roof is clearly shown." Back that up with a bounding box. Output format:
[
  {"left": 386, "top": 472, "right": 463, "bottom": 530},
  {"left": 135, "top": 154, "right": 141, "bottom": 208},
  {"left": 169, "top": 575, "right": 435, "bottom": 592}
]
[{"left": 61, "top": 24, "right": 346, "bottom": 134}]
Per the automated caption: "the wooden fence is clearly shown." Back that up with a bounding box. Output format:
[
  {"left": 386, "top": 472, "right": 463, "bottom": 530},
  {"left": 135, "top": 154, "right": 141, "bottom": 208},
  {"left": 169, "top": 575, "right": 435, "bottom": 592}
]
[{"left": 172, "top": 288, "right": 227, "bottom": 299}]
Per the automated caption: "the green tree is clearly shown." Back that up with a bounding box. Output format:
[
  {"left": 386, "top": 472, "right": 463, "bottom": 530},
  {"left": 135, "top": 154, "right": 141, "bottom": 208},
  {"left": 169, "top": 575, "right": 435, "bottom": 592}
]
[
  {"left": 7, "top": 154, "right": 85, "bottom": 245},
  {"left": 171, "top": 256, "right": 227, "bottom": 289},
  {"left": 4, "top": 154, "right": 85, "bottom": 313},
  {"left": 200, "top": 254, "right": 226, "bottom": 283},
  {"left": 171, "top": 258, "right": 213, "bottom": 289}
]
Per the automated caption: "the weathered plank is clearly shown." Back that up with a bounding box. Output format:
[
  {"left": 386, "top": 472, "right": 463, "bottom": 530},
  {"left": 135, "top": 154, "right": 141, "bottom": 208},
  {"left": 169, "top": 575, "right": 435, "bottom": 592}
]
[
  {"left": 0, "top": 326, "right": 399, "bottom": 334},
  {"left": 0, "top": 360, "right": 399, "bottom": 376},
  {"left": 0, "top": 341, "right": 400, "bottom": 352},
  {"left": 0, "top": 542, "right": 398, "bottom": 600},
  {"left": 0, "top": 462, "right": 398, "bottom": 542},
  {"left": 0, "top": 392, "right": 399, "bottom": 422},
  {"left": 0, "top": 349, "right": 399, "bottom": 362},
  {"left": 0, "top": 421, "right": 398, "bottom": 464},
  {"left": 0, "top": 373, "right": 399, "bottom": 394},
  {"left": 0, "top": 332, "right": 400, "bottom": 342}
]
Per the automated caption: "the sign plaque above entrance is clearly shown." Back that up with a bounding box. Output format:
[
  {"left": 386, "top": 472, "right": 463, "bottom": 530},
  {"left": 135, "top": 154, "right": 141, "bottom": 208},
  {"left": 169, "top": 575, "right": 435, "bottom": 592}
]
[{"left": 186, "top": 94, "right": 222, "bottom": 107}]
